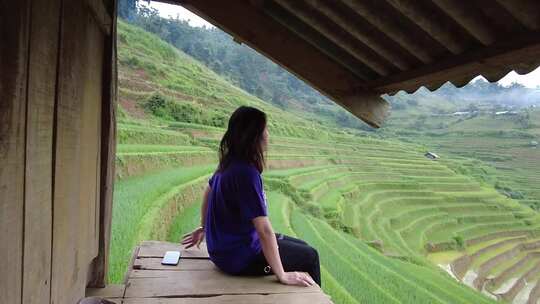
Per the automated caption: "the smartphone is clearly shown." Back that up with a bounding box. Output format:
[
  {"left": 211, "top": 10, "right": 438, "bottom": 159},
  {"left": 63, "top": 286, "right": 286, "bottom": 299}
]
[{"left": 161, "top": 251, "right": 181, "bottom": 265}]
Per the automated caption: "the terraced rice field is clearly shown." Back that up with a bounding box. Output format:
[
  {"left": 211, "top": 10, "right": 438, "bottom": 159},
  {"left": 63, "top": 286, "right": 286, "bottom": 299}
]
[
  {"left": 108, "top": 20, "right": 539, "bottom": 304},
  {"left": 110, "top": 119, "right": 507, "bottom": 303}
]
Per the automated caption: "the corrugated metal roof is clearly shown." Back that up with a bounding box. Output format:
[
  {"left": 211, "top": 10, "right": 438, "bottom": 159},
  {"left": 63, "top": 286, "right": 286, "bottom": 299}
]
[{"left": 172, "top": 0, "right": 540, "bottom": 127}]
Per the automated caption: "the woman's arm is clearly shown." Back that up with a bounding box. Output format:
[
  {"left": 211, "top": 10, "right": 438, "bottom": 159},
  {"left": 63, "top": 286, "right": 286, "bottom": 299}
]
[
  {"left": 253, "top": 216, "right": 315, "bottom": 287},
  {"left": 181, "top": 185, "right": 211, "bottom": 248},
  {"left": 200, "top": 185, "right": 211, "bottom": 228}
]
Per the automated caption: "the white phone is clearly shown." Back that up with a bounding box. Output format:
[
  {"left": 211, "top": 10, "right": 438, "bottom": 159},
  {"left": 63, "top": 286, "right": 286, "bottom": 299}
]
[{"left": 161, "top": 251, "right": 181, "bottom": 265}]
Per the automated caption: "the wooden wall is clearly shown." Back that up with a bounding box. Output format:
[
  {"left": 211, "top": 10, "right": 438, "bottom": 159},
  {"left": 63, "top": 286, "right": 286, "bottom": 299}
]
[{"left": 0, "top": 0, "right": 117, "bottom": 303}]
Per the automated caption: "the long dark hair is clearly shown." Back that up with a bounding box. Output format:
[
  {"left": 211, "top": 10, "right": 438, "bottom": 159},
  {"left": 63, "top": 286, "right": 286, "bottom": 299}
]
[{"left": 218, "top": 106, "right": 267, "bottom": 173}]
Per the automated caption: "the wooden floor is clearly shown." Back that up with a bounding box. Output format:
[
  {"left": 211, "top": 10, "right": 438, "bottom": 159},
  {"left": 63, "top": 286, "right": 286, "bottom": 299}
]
[{"left": 87, "top": 241, "right": 333, "bottom": 303}]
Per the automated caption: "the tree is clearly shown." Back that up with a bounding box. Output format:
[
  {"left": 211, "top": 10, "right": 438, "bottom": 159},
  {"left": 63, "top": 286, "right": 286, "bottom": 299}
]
[
  {"left": 118, "top": 0, "right": 138, "bottom": 21},
  {"left": 516, "top": 110, "right": 531, "bottom": 129}
]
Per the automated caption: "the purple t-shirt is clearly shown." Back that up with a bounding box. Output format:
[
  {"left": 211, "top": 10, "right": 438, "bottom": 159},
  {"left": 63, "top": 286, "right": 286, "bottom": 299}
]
[{"left": 205, "top": 159, "right": 268, "bottom": 274}]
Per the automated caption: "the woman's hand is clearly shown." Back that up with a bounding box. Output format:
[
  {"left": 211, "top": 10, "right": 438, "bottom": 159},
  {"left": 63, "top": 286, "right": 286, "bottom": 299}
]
[
  {"left": 277, "top": 271, "right": 316, "bottom": 287},
  {"left": 181, "top": 226, "right": 205, "bottom": 249}
]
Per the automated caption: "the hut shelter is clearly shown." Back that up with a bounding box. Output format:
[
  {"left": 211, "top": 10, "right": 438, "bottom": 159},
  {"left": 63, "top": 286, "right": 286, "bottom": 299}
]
[
  {"left": 425, "top": 152, "right": 440, "bottom": 160},
  {"left": 2, "top": 0, "right": 540, "bottom": 303}
]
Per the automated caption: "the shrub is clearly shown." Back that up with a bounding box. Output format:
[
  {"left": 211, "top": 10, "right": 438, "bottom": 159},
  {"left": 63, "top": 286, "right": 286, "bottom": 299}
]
[
  {"left": 143, "top": 93, "right": 227, "bottom": 127},
  {"left": 453, "top": 235, "right": 464, "bottom": 249},
  {"left": 304, "top": 201, "right": 323, "bottom": 218},
  {"left": 125, "top": 55, "right": 140, "bottom": 68}
]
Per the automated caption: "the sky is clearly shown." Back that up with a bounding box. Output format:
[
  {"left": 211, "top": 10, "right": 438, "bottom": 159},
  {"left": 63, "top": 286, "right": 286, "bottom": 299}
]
[
  {"left": 143, "top": 1, "right": 214, "bottom": 28},
  {"left": 146, "top": 1, "right": 540, "bottom": 89}
]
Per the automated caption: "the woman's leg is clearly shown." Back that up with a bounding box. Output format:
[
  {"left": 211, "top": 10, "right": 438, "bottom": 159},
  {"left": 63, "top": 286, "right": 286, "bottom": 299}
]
[
  {"left": 239, "top": 235, "right": 321, "bottom": 286},
  {"left": 237, "top": 252, "right": 268, "bottom": 276},
  {"left": 277, "top": 238, "right": 321, "bottom": 286},
  {"left": 276, "top": 233, "right": 308, "bottom": 245}
]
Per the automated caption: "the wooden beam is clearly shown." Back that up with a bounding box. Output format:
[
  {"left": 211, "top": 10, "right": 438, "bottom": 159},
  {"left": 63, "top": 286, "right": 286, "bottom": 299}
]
[
  {"left": 495, "top": 0, "right": 540, "bottom": 31},
  {"left": 87, "top": 0, "right": 117, "bottom": 288},
  {"left": 382, "top": 0, "right": 468, "bottom": 54},
  {"left": 431, "top": 0, "right": 497, "bottom": 46},
  {"left": 87, "top": 0, "right": 113, "bottom": 35},
  {"left": 256, "top": 0, "right": 377, "bottom": 81},
  {"left": 176, "top": 0, "right": 389, "bottom": 127},
  {"left": 367, "top": 34, "right": 540, "bottom": 94},
  {"left": 271, "top": 0, "right": 394, "bottom": 76},
  {"left": 340, "top": 0, "right": 435, "bottom": 63},
  {"left": 340, "top": 93, "right": 391, "bottom": 129},
  {"left": 475, "top": 1, "right": 529, "bottom": 34},
  {"left": 0, "top": 1, "right": 30, "bottom": 304},
  {"left": 305, "top": 0, "right": 414, "bottom": 70}
]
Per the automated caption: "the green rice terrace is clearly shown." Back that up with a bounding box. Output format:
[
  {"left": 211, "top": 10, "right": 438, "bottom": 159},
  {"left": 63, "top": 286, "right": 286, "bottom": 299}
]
[{"left": 110, "top": 20, "right": 540, "bottom": 303}]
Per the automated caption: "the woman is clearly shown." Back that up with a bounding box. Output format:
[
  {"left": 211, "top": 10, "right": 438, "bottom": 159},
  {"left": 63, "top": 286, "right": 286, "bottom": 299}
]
[{"left": 181, "top": 106, "right": 321, "bottom": 287}]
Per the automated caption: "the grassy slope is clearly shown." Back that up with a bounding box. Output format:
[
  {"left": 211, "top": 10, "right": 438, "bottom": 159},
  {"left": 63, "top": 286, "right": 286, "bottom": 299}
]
[
  {"left": 383, "top": 91, "right": 540, "bottom": 211},
  {"left": 110, "top": 20, "right": 503, "bottom": 303}
]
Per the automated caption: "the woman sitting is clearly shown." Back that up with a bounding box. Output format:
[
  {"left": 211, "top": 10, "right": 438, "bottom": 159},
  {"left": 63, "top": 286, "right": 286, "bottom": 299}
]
[{"left": 182, "top": 106, "right": 321, "bottom": 287}]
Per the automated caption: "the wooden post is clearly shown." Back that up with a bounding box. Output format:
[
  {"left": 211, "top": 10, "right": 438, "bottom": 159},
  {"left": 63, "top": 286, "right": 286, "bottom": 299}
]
[
  {"left": 22, "top": 0, "right": 61, "bottom": 303},
  {"left": 88, "top": 0, "right": 118, "bottom": 288},
  {"left": 0, "top": 2, "right": 30, "bottom": 304}
]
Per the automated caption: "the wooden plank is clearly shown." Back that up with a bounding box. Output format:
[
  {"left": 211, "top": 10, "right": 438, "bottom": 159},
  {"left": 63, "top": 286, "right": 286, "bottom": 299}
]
[
  {"left": 123, "top": 293, "right": 332, "bottom": 304},
  {"left": 340, "top": 93, "right": 390, "bottom": 130},
  {"left": 270, "top": 0, "right": 394, "bottom": 76},
  {"left": 495, "top": 0, "right": 540, "bottom": 31},
  {"left": 0, "top": 1, "right": 30, "bottom": 304},
  {"left": 340, "top": 0, "right": 437, "bottom": 63},
  {"left": 255, "top": 0, "right": 376, "bottom": 81},
  {"left": 50, "top": 1, "right": 90, "bottom": 303},
  {"left": 79, "top": 4, "right": 104, "bottom": 267},
  {"left": 137, "top": 241, "right": 209, "bottom": 259},
  {"left": 132, "top": 258, "right": 217, "bottom": 271},
  {"left": 124, "top": 270, "right": 321, "bottom": 298},
  {"left": 431, "top": 0, "right": 497, "bottom": 45},
  {"left": 382, "top": 0, "right": 469, "bottom": 54},
  {"left": 80, "top": 298, "right": 123, "bottom": 304},
  {"left": 304, "top": 0, "right": 416, "bottom": 70},
  {"left": 86, "top": 284, "right": 126, "bottom": 298},
  {"left": 88, "top": 0, "right": 117, "bottom": 287},
  {"left": 87, "top": 0, "right": 113, "bottom": 35},
  {"left": 22, "top": 0, "right": 61, "bottom": 303}
]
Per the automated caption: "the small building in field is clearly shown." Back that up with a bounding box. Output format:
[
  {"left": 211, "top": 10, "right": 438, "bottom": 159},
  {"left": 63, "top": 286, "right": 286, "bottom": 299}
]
[{"left": 425, "top": 152, "right": 440, "bottom": 160}]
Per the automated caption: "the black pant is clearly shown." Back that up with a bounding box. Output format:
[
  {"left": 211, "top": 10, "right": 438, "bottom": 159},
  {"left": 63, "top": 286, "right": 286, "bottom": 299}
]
[{"left": 238, "top": 233, "right": 321, "bottom": 286}]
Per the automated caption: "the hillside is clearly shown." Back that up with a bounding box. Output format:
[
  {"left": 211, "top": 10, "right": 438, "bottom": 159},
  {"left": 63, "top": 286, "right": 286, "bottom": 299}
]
[
  {"left": 111, "top": 20, "right": 540, "bottom": 303},
  {"left": 117, "top": 1, "right": 383, "bottom": 131},
  {"left": 380, "top": 88, "right": 540, "bottom": 213}
]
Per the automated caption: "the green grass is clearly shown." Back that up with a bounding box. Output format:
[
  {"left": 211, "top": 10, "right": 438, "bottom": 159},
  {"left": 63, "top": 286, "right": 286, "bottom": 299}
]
[
  {"left": 117, "top": 144, "right": 212, "bottom": 154},
  {"left": 167, "top": 198, "right": 203, "bottom": 243},
  {"left": 109, "top": 165, "right": 214, "bottom": 282},
  {"left": 118, "top": 123, "right": 192, "bottom": 145},
  {"left": 292, "top": 211, "right": 496, "bottom": 304}
]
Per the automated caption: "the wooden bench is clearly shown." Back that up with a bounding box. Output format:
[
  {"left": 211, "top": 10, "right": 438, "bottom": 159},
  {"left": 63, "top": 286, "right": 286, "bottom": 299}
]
[{"left": 87, "top": 241, "right": 333, "bottom": 303}]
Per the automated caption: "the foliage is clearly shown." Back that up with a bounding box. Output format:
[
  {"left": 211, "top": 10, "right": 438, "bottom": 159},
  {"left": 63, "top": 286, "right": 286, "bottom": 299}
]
[
  {"left": 109, "top": 165, "right": 214, "bottom": 282},
  {"left": 143, "top": 93, "right": 227, "bottom": 127}
]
